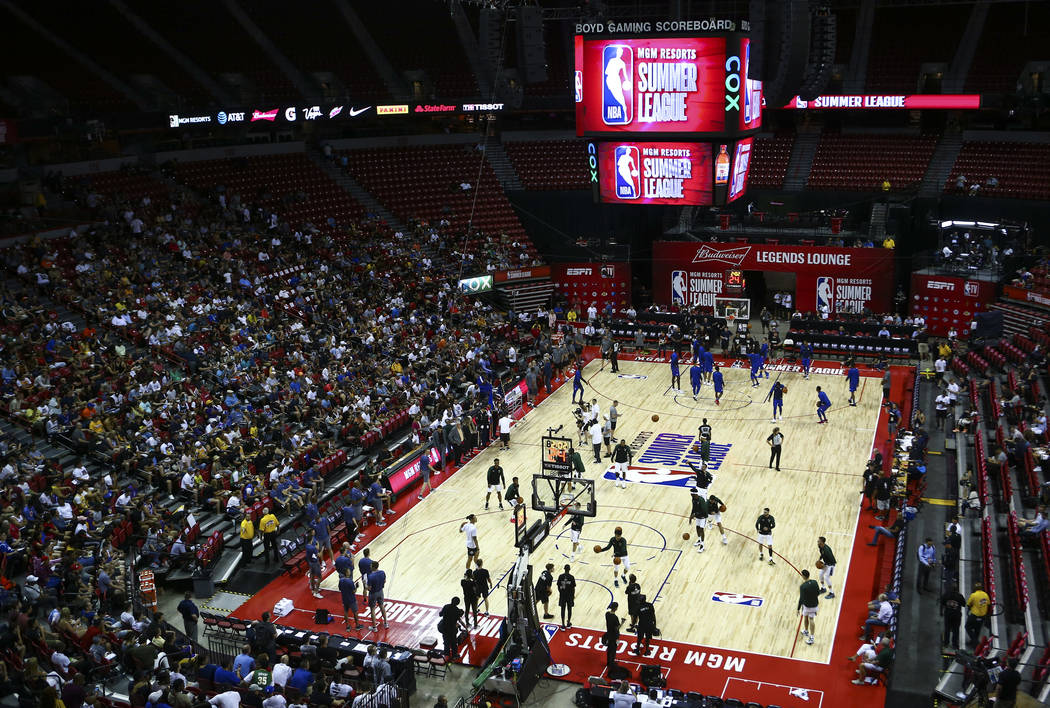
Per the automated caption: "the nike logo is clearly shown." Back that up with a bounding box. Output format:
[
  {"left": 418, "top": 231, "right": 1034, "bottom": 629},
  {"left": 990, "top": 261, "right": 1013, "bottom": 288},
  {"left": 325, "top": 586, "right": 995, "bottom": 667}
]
[{"left": 348, "top": 106, "right": 371, "bottom": 117}]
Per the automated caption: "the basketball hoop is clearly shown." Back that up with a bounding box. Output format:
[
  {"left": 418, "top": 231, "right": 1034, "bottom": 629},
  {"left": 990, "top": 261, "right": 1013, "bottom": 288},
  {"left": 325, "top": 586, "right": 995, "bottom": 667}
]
[{"left": 726, "top": 314, "right": 736, "bottom": 329}]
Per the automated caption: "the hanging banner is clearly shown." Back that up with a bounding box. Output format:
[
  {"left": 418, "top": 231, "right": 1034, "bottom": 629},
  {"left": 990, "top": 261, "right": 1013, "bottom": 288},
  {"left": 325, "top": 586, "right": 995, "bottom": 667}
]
[
  {"left": 551, "top": 262, "right": 633, "bottom": 314},
  {"left": 652, "top": 241, "right": 894, "bottom": 313},
  {"left": 910, "top": 273, "right": 997, "bottom": 337}
]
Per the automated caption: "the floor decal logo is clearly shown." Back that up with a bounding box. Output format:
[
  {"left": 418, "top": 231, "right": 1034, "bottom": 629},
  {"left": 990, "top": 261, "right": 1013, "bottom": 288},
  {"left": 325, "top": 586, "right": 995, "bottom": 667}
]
[{"left": 712, "top": 592, "right": 764, "bottom": 607}]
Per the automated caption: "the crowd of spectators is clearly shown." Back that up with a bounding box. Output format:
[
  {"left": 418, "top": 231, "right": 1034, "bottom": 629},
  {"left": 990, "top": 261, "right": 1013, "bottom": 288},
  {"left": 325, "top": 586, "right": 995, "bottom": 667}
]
[{"left": 0, "top": 158, "right": 565, "bottom": 707}]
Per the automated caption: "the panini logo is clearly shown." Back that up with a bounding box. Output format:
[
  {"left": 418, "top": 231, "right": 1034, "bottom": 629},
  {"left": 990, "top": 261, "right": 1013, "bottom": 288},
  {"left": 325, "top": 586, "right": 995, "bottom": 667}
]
[
  {"left": 566, "top": 268, "right": 593, "bottom": 276},
  {"left": 692, "top": 244, "right": 751, "bottom": 266},
  {"left": 377, "top": 104, "right": 409, "bottom": 115}
]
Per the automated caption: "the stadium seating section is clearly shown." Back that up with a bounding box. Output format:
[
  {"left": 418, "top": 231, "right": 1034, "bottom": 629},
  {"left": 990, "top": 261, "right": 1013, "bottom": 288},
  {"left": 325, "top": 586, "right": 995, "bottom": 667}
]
[
  {"left": 504, "top": 139, "right": 589, "bottom": 190},
  {"left": 748, "top": 135, "right": 794, "bottom": 190},
  {"left": 966, "top": 2, "right": 1050, "bottom": 94},
  {"left": 945, "top": 141, "right": 1050, "bottom": 200},
  {"left": 807, "top": 134, "right": 937, "bottom": 192},
  {"left": 866, "top": 6, "right": 967, "bottom": 93}
]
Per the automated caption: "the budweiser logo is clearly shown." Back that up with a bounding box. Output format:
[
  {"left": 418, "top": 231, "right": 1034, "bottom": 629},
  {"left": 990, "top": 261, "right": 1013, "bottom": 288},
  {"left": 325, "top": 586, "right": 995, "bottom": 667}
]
[
  {"left": 251, "top": 109, "right": 279, "bottom": 122},
  {"left": 692, "top": 244, "right": 751, "bottom": 266}
]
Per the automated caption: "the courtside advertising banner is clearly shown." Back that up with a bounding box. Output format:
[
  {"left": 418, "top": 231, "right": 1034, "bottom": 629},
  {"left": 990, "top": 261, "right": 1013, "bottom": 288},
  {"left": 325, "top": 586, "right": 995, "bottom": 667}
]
[
  {"left": 654, "top": 241, "right": 894, "bottom": 312},
  {"left": 597, "top": 142, "right": 712, "bottom": 205},
  {"left": 576, "top": 36, "right": 735, "bottom": 137},
  {"left": 909, "top": 273, "right": 996, "bottom": 337}
]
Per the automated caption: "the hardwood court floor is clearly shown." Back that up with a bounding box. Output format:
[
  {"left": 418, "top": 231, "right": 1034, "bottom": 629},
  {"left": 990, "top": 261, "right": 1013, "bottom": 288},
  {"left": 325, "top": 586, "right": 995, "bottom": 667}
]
[{"left": 323, "top": 356, "right": 882, "bottom": 662}]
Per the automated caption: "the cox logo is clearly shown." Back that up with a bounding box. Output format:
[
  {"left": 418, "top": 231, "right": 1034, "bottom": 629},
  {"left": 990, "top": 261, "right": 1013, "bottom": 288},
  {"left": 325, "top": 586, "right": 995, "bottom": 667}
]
[
  {"left": 217, "top": 111, "right": 228, "bottom": 125},
  {"left": 724, "top": 55, "right": 741, "bottom": 111},
  {"left": 587, "top": 142, "right": 598, "bottom": 184}
]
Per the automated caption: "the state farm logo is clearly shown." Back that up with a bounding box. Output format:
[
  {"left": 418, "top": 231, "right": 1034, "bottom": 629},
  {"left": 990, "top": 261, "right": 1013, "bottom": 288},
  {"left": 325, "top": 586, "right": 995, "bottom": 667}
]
[
  {"left": 927, "top": 280, "right": 955, "bottom": 291},
  {"left": 251, "top": 109, "right": 279, "bottom": 122},
  {"left": 964, "top": 281, "right": 979, "bottom": 296},
  {"left": 692, "top": 244, "right": 751, "bottom": 266},
  {"left": 566, "top": 268, "right": 592, "bottom": 276}
]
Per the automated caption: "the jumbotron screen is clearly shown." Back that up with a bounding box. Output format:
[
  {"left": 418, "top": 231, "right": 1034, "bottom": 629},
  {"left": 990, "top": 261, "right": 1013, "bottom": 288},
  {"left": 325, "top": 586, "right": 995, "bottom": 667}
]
[
  {"left": 727, "top": 137, "right": 753, "bottom": 202},
  {"left": 597, "top": 142, "right": 713, "bottom": 205},
  {"left": 574, "top": 35, "right": 762, "bottom": 138}
]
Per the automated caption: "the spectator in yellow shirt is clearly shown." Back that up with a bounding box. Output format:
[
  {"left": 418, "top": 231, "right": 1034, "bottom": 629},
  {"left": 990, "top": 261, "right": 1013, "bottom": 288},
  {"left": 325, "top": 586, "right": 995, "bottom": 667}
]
[
  {"left": 239, "top": 512, "right": 255, "bottom": 567},
  {"left": 258, "top": 507, "right": 280, "bottom": 565},
  {"left": 965, "top": 581, "right": 990, "bottom": 645},
  {"left": 567, "top": 309, "right": 578, "bottom": 323},
  {"left": 882, "top": 237, "right": 895, "bottom": 249}
]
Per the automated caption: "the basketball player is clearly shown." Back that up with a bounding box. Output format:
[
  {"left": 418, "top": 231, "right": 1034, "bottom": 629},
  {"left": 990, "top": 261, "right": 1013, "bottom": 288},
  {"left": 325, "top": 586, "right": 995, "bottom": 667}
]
[
  {"left": 611, "top": 438, "right": 632, "bottom": 489},
  {"left": 534, "top": 563, "right": 555, "bottom": 620},
  {"left": 798, "top": 569, "right": 820, "bottom": 645},
  {"left": 689, "top": 487, "right": 709, "bottom": 552},
  {"left": 461, "top": 569, "right": 480, "bottom": 627},
  {"left": 756, "top": 507, "right": 776, "bottom": 565},
  {"left": 610, "top": 341, "right": 620, "bottom": 373},
  {"left": 338, "top": 567, "right": 363, "bottom": 631},
  {"left": 484, "top": 459, "right": 505, "bottom": 510},
  {"left": 600, "top": 527, "right": 630, "bottom": 586},
  {"left": 770, "top": 380, "right": 786, "bottom": 422},
  {"left": 847, "top": 362, "right": 860, "bottom": 406},
  {"left": 608, "top": 400, "right": 619, "bottom": 441},
  {"left": 624, "top": 574, "right": 642, "bottom": 632},
  {"left": 564, "top": 511, "right": 585, "bottom": 560},
  {"left": 766, "top": 427, "right": 784, "bottom": 471},
  {"left": 670, "top": 350, "right": 681, "bottom": 391},
  {"left": 816, "top": 386, "right": 831, "bottom": 424},
  {"left": 460, "top": 514, "right": 480, "bottom": 569},
  {"left": 557, "top": 564, "right": 576, "bottom": 629},
  {"left": 366, "top": 561, "right": 388, "bottom": 630},
  {"left": 473, "top": 559, "right": 493, "bottom": 614},
  {"left": 602, "top": 415, "right": 613, "bottom": 457},
  {"left": 800, "top": 342, "right": 813, "bottom": 380},
  {"left": 504, "top": 477, "right": 520, "bottom": 507},
  {"left": 419, "top": 449, "right": 439, "bottom": 500},
  {"left": 702, "top": 347, "right": 715, "bottom": 383},
  {"left": 686, "top": 456, "right": 713, "bottom": 498},
  {"left": 817, "top": 536, "right": 837, "bottom": 599},
  {"left": 689, "top": 360, "right": 703, "bottom": 400},
  {"left": 707, "top": 493, "right": 729, "bottom": 544},
  {"left": 572, "top": 362, "right": 585, "bottom": 403},
  {"left": 698, "top": 418, "right": 713, "bottom": 441},
  {"left": 747, "top": 348, "right": 764, "bottom": 386},
  {"left": 712, "top": 365, "right": 724, "bottom": 405},
  {"left": 759, "top": 341, "right": 770, "bottom": 378}
]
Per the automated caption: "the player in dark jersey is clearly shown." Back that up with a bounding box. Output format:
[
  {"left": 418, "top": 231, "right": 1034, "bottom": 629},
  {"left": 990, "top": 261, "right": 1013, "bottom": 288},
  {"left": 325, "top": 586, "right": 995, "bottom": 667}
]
[
  {"left": 484, "top": 459, "right": 505, "bottom": 510},
  {"left": 707, "top": 493, "right": 729, "bottom": 545},
  {"left": 564, "top": 513, "right": 585, "bottom": 560},
  {"left": 689, "top": 488, "right": 709, "bottom": 552},
  {"left": 817, "top": 536, "right": 837, "bottom": 599},
  {"left": 756, "top": 507, "right": 776, "bottom": 565},
  {"left": 770, "top": 380, "right": 786, "bottom": 422},
  {"left": 600, "top": 527, "right": 630, "bottom": 587},
  {"left": 557, "top": 564, "right": 576, "bottom": 629},
  {"left": 698, "top": 418, "right": 713, "bottom": 441},
  {"left": 472, "top": 559, "right": 493, "bottom": 614}
]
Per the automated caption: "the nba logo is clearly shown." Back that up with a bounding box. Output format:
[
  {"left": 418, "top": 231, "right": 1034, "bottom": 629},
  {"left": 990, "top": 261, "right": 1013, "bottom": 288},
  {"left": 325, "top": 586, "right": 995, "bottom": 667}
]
[
  {"left": 574, "top": 71, "right": 583, "bottom": 103},
  {"left": 671, "top": 270, "right": 687, "bottom": 305},
  {"left": 816, "top": 276, "right": 834, "bottom": 312},
  {"left": 964, "top": 281, "right": 978, "bottom": 296},
  {"left": 613, "top": 145, "right": 640, "bottom": 199},
  {"left": 602, "top": 45, "right": 633, "bottom": 125}
]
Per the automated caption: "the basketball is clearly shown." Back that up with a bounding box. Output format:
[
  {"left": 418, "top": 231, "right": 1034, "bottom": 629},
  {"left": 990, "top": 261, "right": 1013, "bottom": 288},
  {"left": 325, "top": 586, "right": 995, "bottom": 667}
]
[
  {"left": 816, "top": 560, "right": 825, "bottom": 569},
  {"left": 682, "top": 532, "right": 690, "bottom": 541},
  {"left": 652, "top": 414, "right": 659, "bottom": 422},
  {"left": 593, "top": 545, "right": 602, "bottom": 553},
  {"left": 782, "top": 385, "right": 788, "bottom": 394},
  {"left": 517, "top": 496, "right": 524, "bottom": 506},
  {"left": 719, "top": 503, "right": 727, "bottom": 512},
  {"left": 613, "top": 557, "right": 622, "bottom": 565}
]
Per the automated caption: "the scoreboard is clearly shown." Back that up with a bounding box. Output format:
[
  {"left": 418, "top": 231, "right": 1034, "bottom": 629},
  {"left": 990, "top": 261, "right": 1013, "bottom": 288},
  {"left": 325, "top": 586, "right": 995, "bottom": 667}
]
[
  {"left": 575, "top": 34, "right": 762, "bottom": 138},
  {"left": 541, "top": 436, "right": 573, "bottom": 474},
  {"left": 577, "top": 27, "right": 762, "bottom": 206}
]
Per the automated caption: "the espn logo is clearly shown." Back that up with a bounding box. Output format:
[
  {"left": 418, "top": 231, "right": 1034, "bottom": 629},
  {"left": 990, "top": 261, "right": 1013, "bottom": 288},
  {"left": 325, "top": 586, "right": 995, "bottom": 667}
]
[
  {"left": 566, "top": 268, "right": 592, "bottom": 276},
  {"left": 926, "top": 281, "right": 955, "bottom": 291}
]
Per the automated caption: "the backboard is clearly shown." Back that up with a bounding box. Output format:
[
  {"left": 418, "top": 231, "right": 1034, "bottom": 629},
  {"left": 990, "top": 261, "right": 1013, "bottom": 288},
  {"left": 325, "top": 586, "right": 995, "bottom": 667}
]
[
  {"left": 531, "top": 473, "right": 596, "bottom": 517},
  {"left": 714, "top": 296, "right": 751, "bottom": 323}
]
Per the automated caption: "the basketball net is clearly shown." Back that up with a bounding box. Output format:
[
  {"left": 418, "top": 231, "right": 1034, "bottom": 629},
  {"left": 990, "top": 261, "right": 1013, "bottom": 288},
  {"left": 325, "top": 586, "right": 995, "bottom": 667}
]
[{"left": 726, "top": 314, "right": 736, "bottom": 329}]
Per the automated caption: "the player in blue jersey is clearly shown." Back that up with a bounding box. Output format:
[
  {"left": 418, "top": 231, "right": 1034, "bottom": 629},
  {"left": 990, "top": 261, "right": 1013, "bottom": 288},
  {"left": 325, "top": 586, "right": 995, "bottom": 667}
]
[
  {"left": 670, "top": 351, "right": 681, "bottom": 391},
  {"left": 816, "top": 386, "right": 831, "bottom": 424},
  {"left": 759, "top": 342, "right": 770, "bottom": 378},
  {"left": 712, "top": 365, "right": 724, "bottom": 405},
  {"left": 749, "top": 352, "right": 761, "bottom": 387},
  {"left": 770, "top": 380, "right": 786, "bottom": 422},
  {"left": 847, "top": 363, "right": 860, "bottom": 406},
  {"left": 800, "top": 342, "right": 813, "bottom": 380},
  {"left": 702, "top": 348, "right": 715, "bottom": 382},
  {"left": 572, "top": 362, "right": 585, "bottom": 404},
  {"left": 692, "top": 337, "right": 703, "bottom": 362},
  {"left": 689, "top": 362, "right": 703, "bottom": 400}
]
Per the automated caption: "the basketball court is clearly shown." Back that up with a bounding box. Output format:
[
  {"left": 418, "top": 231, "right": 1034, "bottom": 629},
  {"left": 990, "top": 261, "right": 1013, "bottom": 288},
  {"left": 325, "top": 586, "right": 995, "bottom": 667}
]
[{"left": 233, "top": 348, "right": 905, "bottom": 707}]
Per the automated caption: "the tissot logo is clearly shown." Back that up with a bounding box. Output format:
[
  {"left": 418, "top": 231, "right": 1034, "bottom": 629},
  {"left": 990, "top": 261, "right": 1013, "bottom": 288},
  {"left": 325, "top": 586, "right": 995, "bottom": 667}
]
[
  {"left": 692, "top": 244, "right": 751, "bottom": 266},
  {"left": 926, "top": 281, "right": 955, "bottom": 291},
  {"left": 566, "top": 268, "right": 592, "bottom": 276}
]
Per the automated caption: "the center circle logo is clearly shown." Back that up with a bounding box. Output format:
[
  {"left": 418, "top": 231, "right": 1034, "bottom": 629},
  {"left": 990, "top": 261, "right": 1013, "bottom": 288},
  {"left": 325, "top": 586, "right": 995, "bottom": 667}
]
[{"left": 217, "top": 111, "right": 228, "bottom": 125}]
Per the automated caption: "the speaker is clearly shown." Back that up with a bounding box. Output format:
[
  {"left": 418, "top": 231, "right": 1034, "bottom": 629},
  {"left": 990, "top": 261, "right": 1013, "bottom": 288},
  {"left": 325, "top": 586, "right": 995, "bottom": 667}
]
[
  {"left": 974, "top": 311, "right": 1003, "bottom": 340},
  {"left": 314, "top": 607, "right": 330, "bottom": 624},
  {"left": 797, "top": 2, "right": 837, "bottom": 100},
  {"left": 517, "top": 6, "right": 547, "bottom": 84}
]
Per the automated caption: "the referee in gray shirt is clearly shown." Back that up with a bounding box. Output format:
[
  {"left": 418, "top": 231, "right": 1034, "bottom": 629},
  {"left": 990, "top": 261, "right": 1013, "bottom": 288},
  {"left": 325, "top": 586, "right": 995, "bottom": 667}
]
[{"left": 767, "top": 427, "right": 784, "bottom": 471}]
